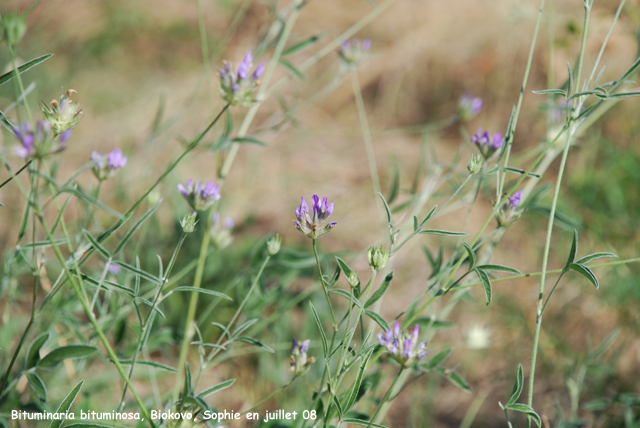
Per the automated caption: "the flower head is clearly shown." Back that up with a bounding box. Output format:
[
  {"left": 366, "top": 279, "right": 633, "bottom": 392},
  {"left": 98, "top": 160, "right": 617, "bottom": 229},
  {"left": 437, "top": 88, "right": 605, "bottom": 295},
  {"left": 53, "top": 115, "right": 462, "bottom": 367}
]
[
  {"left": 496, "top": 190, "right": 524, "bottom": 227},
  {"left": 367, "top": 245, "right": 389, "bottom": 271},
  {"left": 290, "top": 338, "right": 315, "bottom": 376},
  {"left": 378, "top": 322, "right": 428, "bottom": 368},
  {"left": 467, "top": 153, "right": 483, "bottom": 174},
  {"left": 108, "top": 263, "right": 121, "bottom": 275},
  {"left": 12, "top": 120, "right": 69, "bottom": 159},
  {"left": 457, "top": 93, "right": 483, "bottom": 121},
  {"left": 338, "top": 38, "right": 371, "bottom": 67},
  {"left": 218, "top": 51, "right": 264, "bottom": 107},
  {"left": 40, "top": 90, "right": 83, "bottom": 135},
  {"left": 91, "top": 148, "right": 128, "bottom": 181},
  {"left": 470, "top": 127, "right": 504, "bottom": 160},
  {"left": 177, "top": 179, "right": 221, "bottom": 212},
  {"left": 210, "top": 211, "right": 234, "bottom": 248},
  {"left": 293, "top": 195, "right": 336, "bottom": 239},
  {"left": 180, "top": 212, "right": 198, "bottom": 234}
]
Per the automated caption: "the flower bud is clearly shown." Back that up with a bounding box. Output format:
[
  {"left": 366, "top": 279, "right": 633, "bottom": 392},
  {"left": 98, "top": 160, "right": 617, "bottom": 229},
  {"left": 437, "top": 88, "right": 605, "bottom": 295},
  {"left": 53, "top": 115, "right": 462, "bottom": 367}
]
[
  {"left": 209, "top": 211, "right": 234, "bottom": 248},
  {"left": 467, "top": 153, "right": 483, "bottom": 174},
  {"left": 346, "top": 271, "right": 360, "bottom": 288},
  {"left": 457, "top": 93, "right": 483, "bottom": 121},
  {"left": 180, "top": 212, "right": 198, "bottom": 234},
  {"left": 290, "top": 338, "right": 315, "bottom": 376},
  {"left": 267, "top": 234, "right": 281, "bottom": 256},
  {"left": 367, "top": 245, "right": 389, "bottom": 271},
  {"left": 0, "top": 13, "right": 26, "bottom": 47}
]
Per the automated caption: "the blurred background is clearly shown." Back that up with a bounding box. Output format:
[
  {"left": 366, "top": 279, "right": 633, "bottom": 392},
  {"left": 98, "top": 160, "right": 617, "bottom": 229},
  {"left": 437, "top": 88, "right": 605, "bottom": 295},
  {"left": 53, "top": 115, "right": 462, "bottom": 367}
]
[{"left": 1, "top": 0, "right": 640, "bottom": 426}]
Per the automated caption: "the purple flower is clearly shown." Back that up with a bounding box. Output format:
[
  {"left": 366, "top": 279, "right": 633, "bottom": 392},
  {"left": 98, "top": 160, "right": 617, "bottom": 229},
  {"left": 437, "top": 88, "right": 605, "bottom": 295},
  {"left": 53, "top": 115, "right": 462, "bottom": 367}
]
[
  {"left": 471, "top": 127, "right": 503, "bottom": 160},
  {"left": 12, "top": 121, "right": 59, "bottom": 159},
  {"left": 210, "top": 211, "right": 234, "bottom": 248},
  {"left": 458, "top": 93, "right": 483, "bottom": 121},
  {"left": 378, "top": 322, "right": 428, "bottom": 367},
  {"left": 294, "top": 195, "right": 336, "bottom": 239},
  {"left": 508, "top": 190, "right": 522, "bottom": 208},
  {"left": 177, "top": 179, "right": 221, "bottom": 211},
  {"left": 339, "top": 38, "right": 371, "bottom": 66},
  {"left": 219, "top": 51, "right": 263, "bottom": 106},
  {"left": 91, "top": 148, "right": 128, "bottom": 180},
  {"left": 108, "top": 263, "right": 121, "bottom": 275},
  {"left": 290, "top": 338, "right": 315, "bottom": 376}
]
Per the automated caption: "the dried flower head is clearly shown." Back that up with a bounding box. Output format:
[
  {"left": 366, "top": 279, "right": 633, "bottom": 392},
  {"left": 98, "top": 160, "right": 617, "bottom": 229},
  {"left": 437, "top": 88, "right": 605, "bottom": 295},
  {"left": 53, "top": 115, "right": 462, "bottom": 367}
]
[
  {"left": 338, "top": 38, "right": 371, "bottom": 66},
  {"left": 40, "top": 90, "right": 83, "bottom": 135},
  {"left": 293, "top": 195, "right": 336, "bottom": 239},
  {"left": 91, "top": 148, "right": 128, "bottom": 181},
  {"left": 378, "top": 322, "right": 428, "bottom": 368},
  {"left": 177, "top": 179, "right": 221, "bottom": 212},
  {"left": 496, "top": 190, "right": 523, "bottom": 227},
  {"left": 290, "top": 338, "right": 315, "bottom": 376},
  {"left": 13, "top": 120, "right": 71, "bottom": 159},
  {"left": 457, "top": 93, "right": 483, "bottom": 121},
  {"left": 218, "top": 51, "right": 264, "bottom": 107}
]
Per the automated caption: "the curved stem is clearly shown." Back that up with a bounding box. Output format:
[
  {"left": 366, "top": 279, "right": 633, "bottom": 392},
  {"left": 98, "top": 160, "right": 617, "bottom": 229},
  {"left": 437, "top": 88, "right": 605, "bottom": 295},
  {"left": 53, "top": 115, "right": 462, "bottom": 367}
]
[{"left": 368, "top": 367, "right": 404, "bottom": 427}]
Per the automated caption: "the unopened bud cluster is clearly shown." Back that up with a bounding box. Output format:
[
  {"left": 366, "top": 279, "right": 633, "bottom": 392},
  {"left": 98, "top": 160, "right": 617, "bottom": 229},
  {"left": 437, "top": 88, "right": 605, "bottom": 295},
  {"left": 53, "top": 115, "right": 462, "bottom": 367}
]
[{"left": 290, "top": 338, "right": 315, "bottom": 376}]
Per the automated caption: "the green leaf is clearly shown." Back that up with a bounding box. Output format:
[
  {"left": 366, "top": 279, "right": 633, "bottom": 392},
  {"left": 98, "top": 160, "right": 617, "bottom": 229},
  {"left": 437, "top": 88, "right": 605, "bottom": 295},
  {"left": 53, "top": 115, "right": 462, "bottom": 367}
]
[
  {"left": 564, "top": 229, "right": 578, "bottom": 270},
  {"left": 38, "top": 345, "right": 98, "bottom": 368},
  {"left": 475, "top": 264, "right": 521, "bottom": 275},
  {"left": 507, "top": 364, "right": 524, "bottom": 405},
  {"left": 198, "top": 379, "right": 236, "bottom": 398},
  {"left": 501, "top": 167, "right": 541, "bottom": 178},
  {"left": 387, "top": 165, "right": 400, "bottom": 204},
  {"left": 235, "top": 336, "right": 275, "bottom": 353},
  {"left": 283, "top": 33, "right": 325, "bottom": 56},
  {"left": 504, "top": 403, "right": 541, "bottom": 427},
  {"left": 230, "top": 136, "right": 266, "bottom": 146},
  {"left": 591, "top": 328, "right": 621, "bottom": 360},
  {"left": 341, "top": 418, "right": 388, "bottom": 428},
  {"left": 426, "top": 347, "right": 453, "bottom": 370},
  {"left": 532, "top": 88, "right": 566, "bottom": 96},
  {"left": 419, "top": 229, "right": 467, "bottom": 236},
  {"left": 26, "top": 372, "right": 47, "bottom": 401},
  {"left": 82, "top": 230, "right": 110, "bottom": 259},
  {"left": 343, "top": 349, "right": 374, "bottom": 411},
  {"left": 113, "top": 261, "right": 163, "bottom": 285},
  {"left": 377, "top": 192, "right": 392, "bottom": 224},
  {"left": 309, "top": 302, "right": 328, "bottom": 356},
  {"left": 602, "top": 91, "right": 640, "bottom": 99},
  {"left": 0, "top": 109, "right": 15, "bottom": 131},
  {"left": 364, "top": 310, "right": 389, "bottom": 331},
  {"left": 61, "top": 186, "right": 124, "bottom": 219},
  {"left": 413, "top": 317, "right": 454, "bottom": 329},
  {"left": 48, "top": 380, "right": 83, "bottom": 428},
  {"left": 335, "top": 256, "right": 359, "bottom": 287},
  {"left": 435, "top": 368, "right": 472, "bottom": 393},
  {"left": 279, "top": 58, "right": 305, "bottom": 80},
  {"left": 461, "top": 242, "right": 476, "bottom": 270},
  {"left": 171, "top": 286, "right": 232, "bottom": 301},
  {"left": 0, "top": 54, "right": 53, "bottom": 86},
  {"left": 476, "top": 268, "right": 492, "bottom": 305},
  {"left": 583, "top": 398, "right": 610, "bottom": 411},
  {"left": 118, "top": 359, "right": 178, "bottom": 373},
  {"left": 25, "top": 332, "right": 50, "bottom": 369},
  {"left": 575, "top": 252, "right": 617, "bottom": 265},
  {"left": 332, "top": 393, "right": 344, "bottom": 417},
  {"left": 568, "top": 263, "right": 599, "bottom": 289},
  {"left": 365, "top": 271, "right": 393, "bottom": 307},
  {"left": 80, "top": 274, "right": 135, "bottom": 297},
  {"left": 114, "top": 199, "right": 161, "bottom": 255},
  {"left": 329, "top": 289, "right": 362, "bottom": 307},
  {"left": 418, "top": 205, "right": 438, "bottom": 230}
]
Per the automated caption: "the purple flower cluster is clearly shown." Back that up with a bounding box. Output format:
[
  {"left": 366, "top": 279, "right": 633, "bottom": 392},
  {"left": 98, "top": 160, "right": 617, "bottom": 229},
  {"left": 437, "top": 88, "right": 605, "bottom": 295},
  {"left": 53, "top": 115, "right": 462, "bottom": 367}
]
[
  {"left": 294, "top": 195, "right": 336, "bottom": 239},
  {"left": 219, "top": 51, "right": 265, "bottom": 107},
  {"left": 210, "top": 211, "right": 235, "bottom": 248},
  {"left": 378, "top": 322, "right": 428, "bottom": 368},
  {"left": 338, "top": 38, "right": 371, "bottom": 66},
  {"left": 91, "top": 148, "right": 128, "bottom": 180},
  {"left": 471, "top": 127, "right": 503, "bottom": 160},
  {"left": 177, "top": 179, "right": 221, "bottom": 212},
  {"left": 457, "top": 93, "right": 483, "bottom": 121},
  {"left": 13, "top": 121, "right": 71, "bottom": 159},
  {"left": 290, "top": 338, "right": 315, "bottom": 376},
  {"left": 497, "top": 190, "right": 524, "bottom": 227}
]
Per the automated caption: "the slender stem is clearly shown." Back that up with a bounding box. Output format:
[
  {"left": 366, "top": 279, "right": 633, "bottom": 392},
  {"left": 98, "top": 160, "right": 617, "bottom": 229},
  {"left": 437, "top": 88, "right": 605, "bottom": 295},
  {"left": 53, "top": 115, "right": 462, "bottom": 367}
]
[
  {"left": 368, "top": 368, "right": 404, "bottom": 428},
  {"left": 300, "top": 331, "right": 337, "bottom": 428},
  {"left": 119, "top": 233, "right": 187, "bottom": 410},
  {"left": 174, "top": 226, "right": 212, "bottom": 399},
  {"left": 0, "top": 160, "right": 32, "bottom": 189},
  {"left": 196, "top": 0, "right": 215, "bottom": 110},
  {"left": 8, "top": 45, "right": 34, "bottom": 125},
  {"left": 312, "top": 239, "right": 336, "bottom": 326},
  {"left": 350, "top": 69, "right": 381, "bottom": 201}
]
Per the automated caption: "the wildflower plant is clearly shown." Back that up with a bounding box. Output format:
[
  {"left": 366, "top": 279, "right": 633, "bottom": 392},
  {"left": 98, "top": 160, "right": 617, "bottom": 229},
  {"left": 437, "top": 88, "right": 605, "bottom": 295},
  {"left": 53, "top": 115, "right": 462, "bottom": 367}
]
[{"left": 0, "top": 1, "right": 639, "bottom": 428}]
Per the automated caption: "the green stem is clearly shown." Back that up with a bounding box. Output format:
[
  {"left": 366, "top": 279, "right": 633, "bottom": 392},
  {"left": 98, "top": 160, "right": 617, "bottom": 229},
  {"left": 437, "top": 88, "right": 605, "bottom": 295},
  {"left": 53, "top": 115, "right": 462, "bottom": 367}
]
[
  {"left": 174, "top": 227, "right": 212, "bottom": 399},
  {"left": 312, "top": 239, "right": 336, "bottom": 327},
  {"left": 368, "top": 368, "right": 404, "bottom": 428},
  {"left": 8, "top": 45, "right": 34, "bottom": 125}
]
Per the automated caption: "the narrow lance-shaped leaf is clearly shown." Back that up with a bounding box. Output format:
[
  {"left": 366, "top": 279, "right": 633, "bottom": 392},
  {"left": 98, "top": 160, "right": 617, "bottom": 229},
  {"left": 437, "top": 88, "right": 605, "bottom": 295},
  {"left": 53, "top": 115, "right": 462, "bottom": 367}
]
[
  {"left": 364, "top": 310, "right": 389, "bottom": 331},
  {"left": 309, "top": 302, "right": 328, "bottom": 356},
  {"left": 343, "top": 349, "right": 374, "bottom": 411},
  {"left": 575, "top": 252, "right": 617, "bottom": 265},
  {"left": 38, "top": 345, "right": 98, "bottom": 368},
  {"left": 504, "top": 403, "right": 542, "bottom": 427},
  {"left": 476, "top": 264, "right": 521, "bottom": 274},
  {"left": 26, "top": 372, "right": 47, "bottom": 401},
  {"left": 475, "top": 268, "right": 492, "bottom": 305},
  {"left": 564, "top": 229, "right": 578, "bottom": 270},
  {"left": 0, "top": 54, "right": 53, "bottom": 86},
  {"left": 377, "top": 192, "right": 392, "bottom": 224},
  {"left": 48, "top": 380, "right": 84, "bottom": 428},
  {"left": 365, "top": 271, "right": 394, "bottom": 307},
  {"left": 507, "top": 364, "right": 524, "bottom": 406},
  {"left": 568, "top": 263, "right": 599, "bottom": 289},
  {"left": 198, "top": 379, "right": 236, "bottom": 398},
  {"left": 461, "top": 242, "right": 476, "bottom": 271}
]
